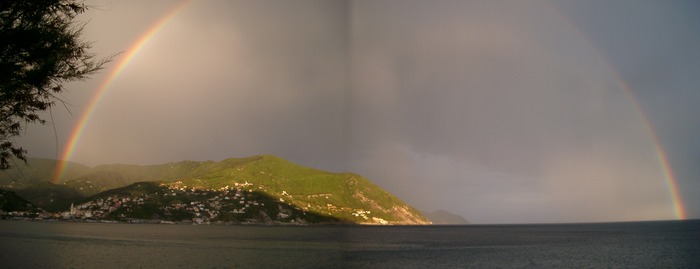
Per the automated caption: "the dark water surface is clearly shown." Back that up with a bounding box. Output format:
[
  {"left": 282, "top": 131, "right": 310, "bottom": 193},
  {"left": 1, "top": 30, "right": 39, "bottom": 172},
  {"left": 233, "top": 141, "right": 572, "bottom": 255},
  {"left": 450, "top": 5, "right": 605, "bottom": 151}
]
[{"left": 1, "top": 220, "right": 698, "bottom": 268}]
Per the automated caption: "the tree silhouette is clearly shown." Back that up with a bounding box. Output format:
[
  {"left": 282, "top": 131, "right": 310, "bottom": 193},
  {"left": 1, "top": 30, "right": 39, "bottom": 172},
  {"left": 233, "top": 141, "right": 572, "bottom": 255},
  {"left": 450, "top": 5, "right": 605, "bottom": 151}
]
[{"left": 0, "top": 0, "right": 111, "bottom": 169}]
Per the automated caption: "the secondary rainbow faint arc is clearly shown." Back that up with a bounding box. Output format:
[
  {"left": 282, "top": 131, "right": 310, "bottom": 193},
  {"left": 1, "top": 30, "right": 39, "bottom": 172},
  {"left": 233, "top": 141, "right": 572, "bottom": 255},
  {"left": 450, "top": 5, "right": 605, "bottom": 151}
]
[
  {"left": 51, "top": 0, "right": 193, "bottom": 183},
  {"left": 545, "top": 4, "right": 687, "bottom": 220}
]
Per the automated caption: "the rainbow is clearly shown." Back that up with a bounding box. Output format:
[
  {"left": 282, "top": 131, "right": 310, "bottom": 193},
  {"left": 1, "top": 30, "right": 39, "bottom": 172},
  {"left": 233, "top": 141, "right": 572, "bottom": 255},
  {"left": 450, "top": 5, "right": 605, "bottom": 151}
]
[
  {"left": 50, "top": 1, "right": 686, "bottom": 220},
  {"left": 614, "top": 80, "right": 687, "bottom": 220},
  {"left": 545, "top": 5, "right": 687, "bottom": 220},
  {"left": 51, "top": 0, "right": 192, "bottom": 183}
]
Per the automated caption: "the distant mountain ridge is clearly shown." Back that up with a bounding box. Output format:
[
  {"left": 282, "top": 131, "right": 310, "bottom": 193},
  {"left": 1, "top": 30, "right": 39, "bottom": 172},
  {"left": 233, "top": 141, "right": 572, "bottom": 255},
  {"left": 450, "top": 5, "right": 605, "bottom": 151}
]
[
  {"left": 423, "top": 210, "right": 470, "bottom": 225},
  {"left": 0, "top": 155, "right": 430, "bottom": 225},
  {"left": 0, "top": 158, "right": 89, "bottom": 189}
]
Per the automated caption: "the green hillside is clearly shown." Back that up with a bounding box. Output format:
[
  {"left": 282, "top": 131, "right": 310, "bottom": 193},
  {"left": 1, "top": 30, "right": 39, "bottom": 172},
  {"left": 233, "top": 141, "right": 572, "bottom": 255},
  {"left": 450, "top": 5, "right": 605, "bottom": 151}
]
[
  {"left": 2, "top": 155, "right": 430, "bottom": 224},
  {"left": 163, "top": 155, "right": 429, "bottom": 224},
  {"left": 64, "top": 160, "right": 222, "bottom": 196},
  {"left": 0, "top": 158, "right": 89, "bottom": 189}
]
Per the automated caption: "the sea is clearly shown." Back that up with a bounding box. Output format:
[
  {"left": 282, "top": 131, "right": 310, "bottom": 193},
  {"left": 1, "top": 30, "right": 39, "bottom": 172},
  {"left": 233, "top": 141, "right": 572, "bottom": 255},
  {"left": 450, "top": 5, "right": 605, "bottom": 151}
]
[{"left": 1, "top": 220, "right": 698, "bottom": 268}]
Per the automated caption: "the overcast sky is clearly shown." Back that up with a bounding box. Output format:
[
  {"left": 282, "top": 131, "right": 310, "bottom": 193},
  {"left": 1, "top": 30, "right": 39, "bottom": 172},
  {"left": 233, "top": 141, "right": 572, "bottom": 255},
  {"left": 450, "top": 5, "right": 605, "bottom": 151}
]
[{"left": 17, "top": 0, "right": 700, "bottom": 224}]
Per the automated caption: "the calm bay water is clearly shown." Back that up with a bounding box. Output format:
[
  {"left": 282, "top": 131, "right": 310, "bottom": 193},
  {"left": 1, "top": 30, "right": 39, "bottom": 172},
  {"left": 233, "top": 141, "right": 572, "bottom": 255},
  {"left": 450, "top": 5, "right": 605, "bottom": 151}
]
[{"left": 1, "top": 220, "right": 698, "bottom": 268}]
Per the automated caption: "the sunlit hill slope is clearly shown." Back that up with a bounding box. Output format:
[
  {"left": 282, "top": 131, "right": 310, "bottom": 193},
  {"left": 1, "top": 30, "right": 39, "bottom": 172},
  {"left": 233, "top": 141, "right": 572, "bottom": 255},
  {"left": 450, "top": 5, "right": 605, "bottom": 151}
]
[{"left": 0, "top": 155, "right": 430, "bottom": 224}]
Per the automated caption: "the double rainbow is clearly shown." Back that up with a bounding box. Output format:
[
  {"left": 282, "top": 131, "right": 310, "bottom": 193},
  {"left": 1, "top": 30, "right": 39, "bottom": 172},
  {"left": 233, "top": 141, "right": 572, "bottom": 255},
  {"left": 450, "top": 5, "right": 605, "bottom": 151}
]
[{"left": 50, "top": 1, "right": 686, "bottom": 220}]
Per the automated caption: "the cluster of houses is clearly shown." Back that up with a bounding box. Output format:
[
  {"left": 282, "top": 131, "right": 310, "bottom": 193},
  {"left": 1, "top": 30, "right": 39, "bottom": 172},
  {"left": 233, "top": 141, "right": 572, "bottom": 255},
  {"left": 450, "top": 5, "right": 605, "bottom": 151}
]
[
  {"left": 59, "top": 181, "right": 270, "bottom": 224},
  {"left": 2, "top": 179, "right": 391, "bottom": 225},
  {"left": 164, "top": 182, "right": 268, "bottom": 224}
]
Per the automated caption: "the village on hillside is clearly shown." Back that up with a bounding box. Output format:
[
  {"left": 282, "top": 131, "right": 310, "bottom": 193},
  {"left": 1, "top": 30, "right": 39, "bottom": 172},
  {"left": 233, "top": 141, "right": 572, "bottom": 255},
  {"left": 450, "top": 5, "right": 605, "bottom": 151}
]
[{"left": 1, "top": 181, "right": 389, "bottom": 225}]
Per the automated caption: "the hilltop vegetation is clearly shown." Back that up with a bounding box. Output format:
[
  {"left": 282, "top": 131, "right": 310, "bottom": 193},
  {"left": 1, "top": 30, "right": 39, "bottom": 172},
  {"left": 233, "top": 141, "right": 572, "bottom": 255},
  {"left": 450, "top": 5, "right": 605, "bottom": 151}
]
[{"left": 1, "top": 155, "right": 430, "bottom": 225}]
